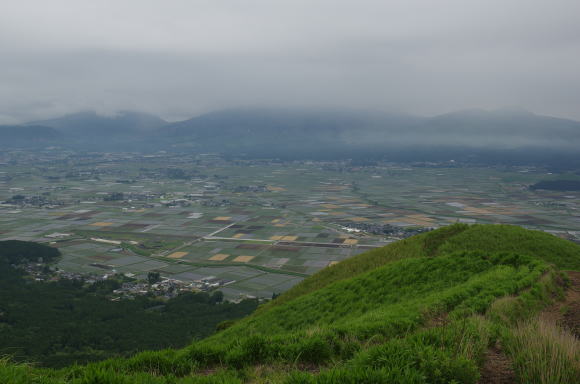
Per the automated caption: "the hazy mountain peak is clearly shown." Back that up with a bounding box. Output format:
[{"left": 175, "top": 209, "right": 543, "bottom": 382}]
[
  {"left": 434, "top": 106, "right": 535, "bottom": 120},
  {"left": 493, "top": 106, "right": 535, "bottom": 116},
  {"left": 28, "top": 110, "right": 167, "bottom": 136}
]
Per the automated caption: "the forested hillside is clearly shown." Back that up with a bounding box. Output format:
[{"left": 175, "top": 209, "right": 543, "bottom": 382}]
[{"left": 0, "top": 241, "right": 258, "bottom": 368}]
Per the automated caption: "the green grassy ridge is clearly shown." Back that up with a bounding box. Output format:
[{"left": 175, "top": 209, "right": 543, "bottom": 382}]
[
  {"left": 262, "top": 223, "right": 579, "bottom": 313},
  {"left": 258, "top": 230, "right": 432, "bottom": 312},
  {"left": 438, "top": 224, "right": 580, "bottom": 270},
  {"left": 212, "top": 251, "right": 545, "bottom": 339},
  {"left": 0, "top": 274, "right": 547, "bottom": 384},
  {"left": 2, "top": 224, "right": 579, "bottom": 383},
  {"left": 53, "top": 250, "right": 548, "bottom": 382}
]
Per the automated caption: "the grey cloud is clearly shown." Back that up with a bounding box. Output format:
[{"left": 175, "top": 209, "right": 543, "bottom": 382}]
[{"left": 1, "top": 0, "right": 579, "bottom": 123}]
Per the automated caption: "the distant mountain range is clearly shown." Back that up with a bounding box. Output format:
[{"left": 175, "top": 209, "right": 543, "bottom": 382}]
[
  {"left": 28, "top": 111, "right": 167, "bottom": 137},
  {"left": 161, "top": 107, "right": 580, "bottom": 150},
  {"left": 0, "top": 124, "right": 62, "bottom": 144},
  {"left": 2, "top": 107, "right": 580, "bottom": 166}
]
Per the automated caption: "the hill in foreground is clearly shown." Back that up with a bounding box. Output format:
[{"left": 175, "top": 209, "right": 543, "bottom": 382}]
[{"left": 1, "top": 224, "right": 579, "bottom": 383}]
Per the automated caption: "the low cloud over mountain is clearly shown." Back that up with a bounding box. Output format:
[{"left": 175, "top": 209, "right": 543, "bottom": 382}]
[{"left": 2, "top": 107, "right": 580, "bottom": 167}]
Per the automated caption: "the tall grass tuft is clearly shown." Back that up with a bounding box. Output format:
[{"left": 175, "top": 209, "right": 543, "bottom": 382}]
[{"left": 505, "top": 317, "right": 580, "bottom": 384}]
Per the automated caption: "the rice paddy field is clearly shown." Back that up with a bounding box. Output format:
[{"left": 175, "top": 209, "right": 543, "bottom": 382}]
[{"left": 1, "top": 151, "right": 579, "bottom": 299}]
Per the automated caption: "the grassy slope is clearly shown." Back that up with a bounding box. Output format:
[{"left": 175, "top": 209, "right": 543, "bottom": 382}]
[
  {"left": 439, "top": 224, "right": 580, "bottom": 270},
  {"left": 259, "top": 224, "right": 460, "bottom": 311},
  {"left": 260, "top": 223, "right": 579, "bottom": 313},
  {"left": 214, "top": 253, "right": 543, "bottom": 338},
  {"left": 1, "top": 224, "right": 579, "bottom": 383}
]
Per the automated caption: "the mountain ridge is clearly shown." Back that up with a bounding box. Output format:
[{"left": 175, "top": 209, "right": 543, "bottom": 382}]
[
  {"left": 28, "top": 110, "right": 167, "bottom": 137},
  {"left": 0, "top": 124, "right": 63, "bottom": 145},
  {"left": 2, "top": 107, "right": 580, "bottom": 167}
]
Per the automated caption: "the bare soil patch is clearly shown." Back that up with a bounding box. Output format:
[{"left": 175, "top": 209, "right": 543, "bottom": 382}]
[
  {"left": 542, "top": 271, "right": 580, "bottom": 336},
  {"left": 478, "top": 342, "right": 516, "bottom": 384}
]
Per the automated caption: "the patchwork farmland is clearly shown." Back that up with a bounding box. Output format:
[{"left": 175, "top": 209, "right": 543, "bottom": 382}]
[{"left": 1, "top": 151, "right": 579, "bottom": 299}]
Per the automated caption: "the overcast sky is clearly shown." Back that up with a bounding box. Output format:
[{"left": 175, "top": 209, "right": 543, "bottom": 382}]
[{"left": 1, "top": 0, "right": 579, "bottom": 123}]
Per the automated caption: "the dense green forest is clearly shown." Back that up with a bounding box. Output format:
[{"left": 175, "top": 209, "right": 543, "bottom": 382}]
[
  {"left": 0, "top": 241, "right": 258, "bottom": 368},
  {"left": 1, "top": 225, "right": 579, "bottom": 383},
  {"left": 0, "top": 240, "right": 61, "bottom": 264},
  {"left": 530, "top": 179, "right": 580, "bottom": 191}
]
